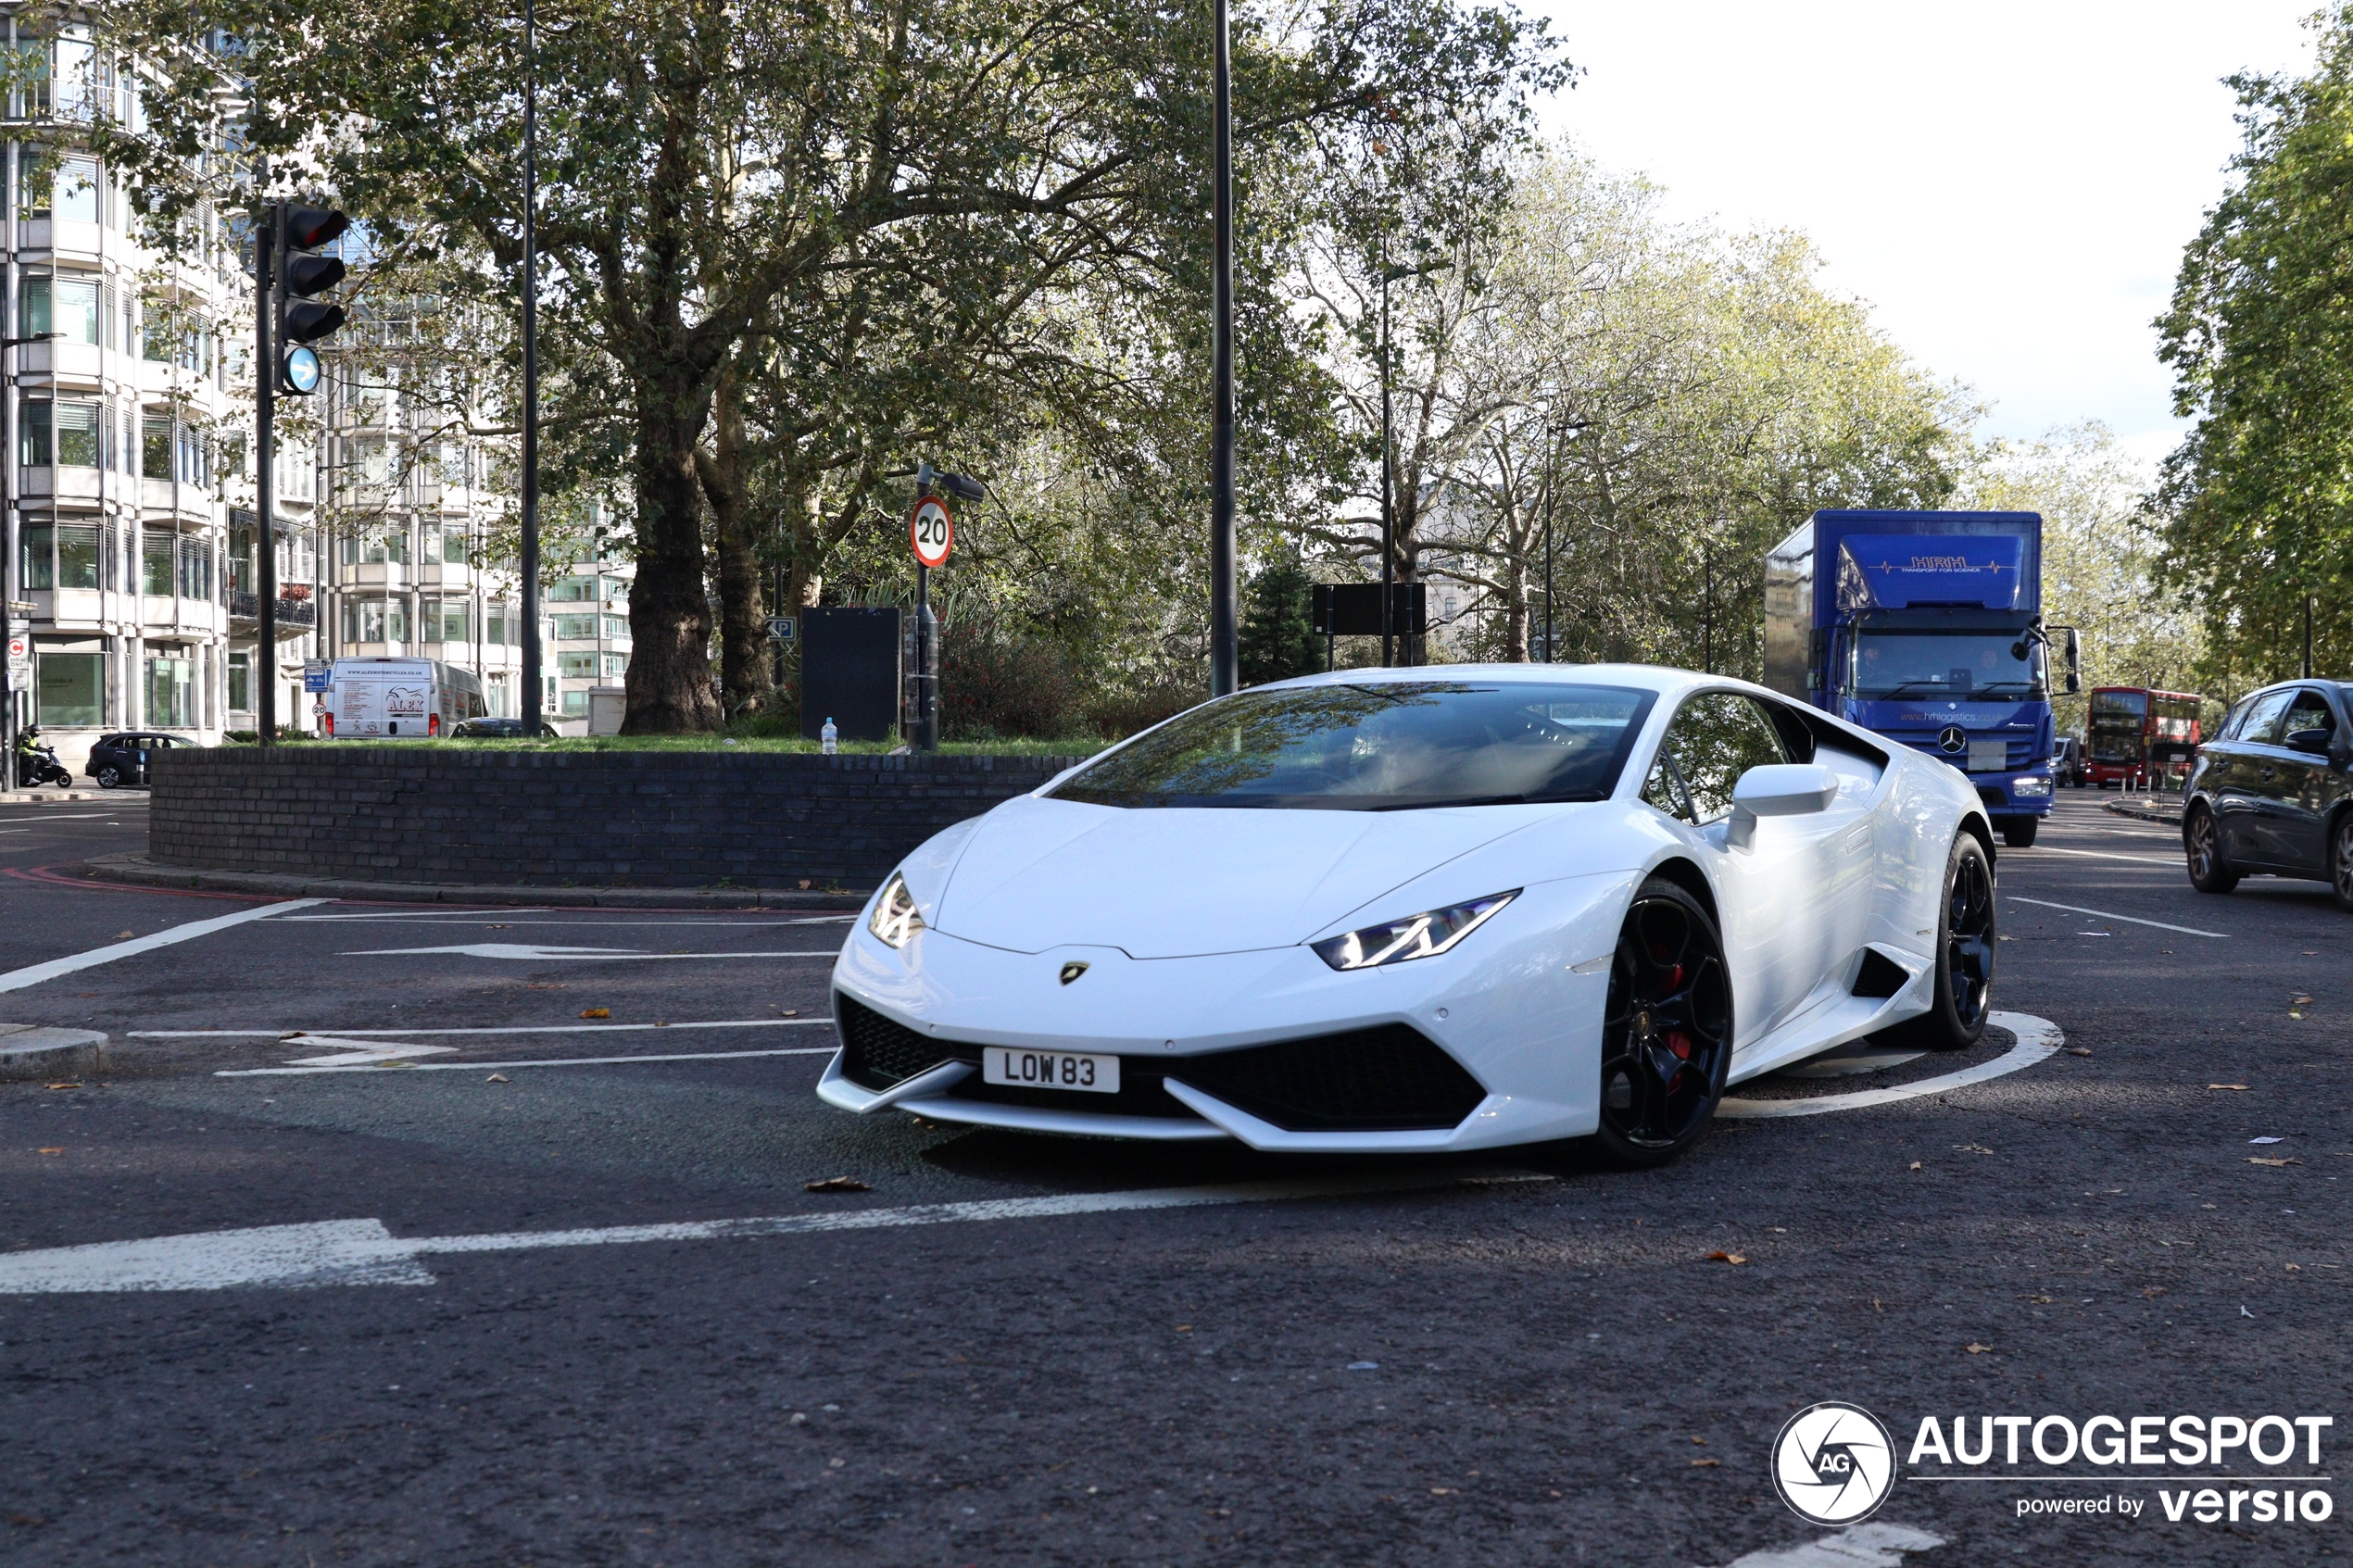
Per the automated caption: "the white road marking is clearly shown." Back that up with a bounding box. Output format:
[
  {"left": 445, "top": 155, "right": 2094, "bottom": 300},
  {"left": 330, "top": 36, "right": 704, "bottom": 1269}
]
[
  {"left": 2010, "top": 845, "right": 2178, "bottom": 866},
  {"left": 1722, "top": 1522, "right": 1945, "bottom": 1568},
  {"left": 279, "top": 1037, "right": 464, "bottom": 1067},
  {"left": 0, "top": 809, "right": 148, "bottom": 822},
  {"left": 0, "top": 1173, "right": 1554, "bottom": 1292},
  {"left": 1718, "top": 1012, "right": 2061, "bottom": 1120},
  {"left": 216, "top": 1046, "right": 839, "bottom": 1076},
  {"left": 135, "top": 1018, "right": 834, "bottom": 1039},
  {"left": 2006, "top": 897, "right": 2227, "bottom": 938},
  {"left": 339, "top": 942, "right": 837, "bottom": 960},
  {"left": 0, "top": 898, "right": 325, "bottom": 994}
]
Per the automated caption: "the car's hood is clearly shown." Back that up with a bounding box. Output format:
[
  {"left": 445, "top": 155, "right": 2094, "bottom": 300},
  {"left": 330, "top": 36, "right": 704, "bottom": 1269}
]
[{"left": 929, "top": 795, "right": 1556, "bottom": 959}]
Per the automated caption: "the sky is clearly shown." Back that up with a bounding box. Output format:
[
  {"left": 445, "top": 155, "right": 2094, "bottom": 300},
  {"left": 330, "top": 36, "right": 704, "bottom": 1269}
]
[{"left": 1533, "top": 1, "right": 2322, "bottom": 468}]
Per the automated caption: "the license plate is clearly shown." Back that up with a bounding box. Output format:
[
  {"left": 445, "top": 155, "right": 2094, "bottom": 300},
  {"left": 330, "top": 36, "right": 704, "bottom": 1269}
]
[
  {"left": 983, "top": 1047, "right": 1121, "bottom": 1094},
  {"left": 1967, "top": 739, "right": 2007, "bottom": 772}
]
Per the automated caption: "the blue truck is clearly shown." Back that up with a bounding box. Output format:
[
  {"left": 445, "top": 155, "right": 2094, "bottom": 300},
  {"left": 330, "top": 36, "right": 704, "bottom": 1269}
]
[{"left": 1762, "top": 509, "right": 2079, "bottom": 848}]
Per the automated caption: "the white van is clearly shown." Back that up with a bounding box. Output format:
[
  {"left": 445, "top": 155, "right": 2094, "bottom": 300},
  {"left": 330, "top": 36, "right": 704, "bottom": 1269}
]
[{"left": 320, "top": 658, "right": 486, "bottom": 738}]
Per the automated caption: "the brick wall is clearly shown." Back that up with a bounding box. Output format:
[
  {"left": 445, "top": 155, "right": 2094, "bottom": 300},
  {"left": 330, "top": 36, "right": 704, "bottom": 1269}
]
[{"left": 146, "top": 748, "right": 1088, "bottom": 889}]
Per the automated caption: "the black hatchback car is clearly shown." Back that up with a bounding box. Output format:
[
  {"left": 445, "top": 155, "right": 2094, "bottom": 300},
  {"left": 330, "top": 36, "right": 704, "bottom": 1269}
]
[
  {"left": 85, "top": 732, "right": 195, "bottom": 789},
  {"left": 448, "top": 718, "right": 560, "bottom": 739},
  {"left": 2183, "top": 680, "right": 2353, "bottom": 910}
]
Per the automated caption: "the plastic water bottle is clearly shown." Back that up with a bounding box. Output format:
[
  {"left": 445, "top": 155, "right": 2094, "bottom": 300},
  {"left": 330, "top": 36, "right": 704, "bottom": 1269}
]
[{"left": 821, "top": 717, "right": 838, "bottom": 755}]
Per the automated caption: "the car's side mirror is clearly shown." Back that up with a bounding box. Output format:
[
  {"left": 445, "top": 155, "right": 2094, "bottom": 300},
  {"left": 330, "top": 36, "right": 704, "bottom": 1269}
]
[
  {"left": 2284, "top": 727, "right": 2334, "bottom": 757},
  {"left": 1728, "top": 763, "right": 1842, "bottom": 848},
  {"left": 2051, "top": 626, "right": 2082, "bottom": 695}
]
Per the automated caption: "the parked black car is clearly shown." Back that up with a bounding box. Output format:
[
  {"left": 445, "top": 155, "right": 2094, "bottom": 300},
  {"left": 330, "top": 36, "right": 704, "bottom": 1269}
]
[
  {"left": 2183, "top": 680, "right": 2353, "bottom": 910},
  {"left": 448, "top": 718, "right": 560, "bottom": 739},
  {"left": 85, "top": 732, "right": 196, "bottom": 789}
]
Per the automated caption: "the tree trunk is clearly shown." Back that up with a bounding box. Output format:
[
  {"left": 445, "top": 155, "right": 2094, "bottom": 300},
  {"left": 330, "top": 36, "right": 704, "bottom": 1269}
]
[
  {"left": 697, "top": 369, "right": 768, "bottom": 719},
  {"left": 623, "top": 380, "right": 723, "bottom": 734}
]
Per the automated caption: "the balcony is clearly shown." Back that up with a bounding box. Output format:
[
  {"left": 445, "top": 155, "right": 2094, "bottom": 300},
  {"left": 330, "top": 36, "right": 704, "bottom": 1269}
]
[{"left": 229, "top": 592, "right": 318, "bottom": 631}]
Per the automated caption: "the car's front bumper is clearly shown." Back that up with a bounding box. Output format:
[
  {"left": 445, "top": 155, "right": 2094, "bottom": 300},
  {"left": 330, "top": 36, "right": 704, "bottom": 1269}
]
[{"left": 820, "top": 873, "right": 1632, "bottom": 1152}]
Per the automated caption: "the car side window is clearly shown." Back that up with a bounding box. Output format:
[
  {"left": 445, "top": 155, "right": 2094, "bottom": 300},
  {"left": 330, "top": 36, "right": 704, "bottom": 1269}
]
[
  {"left": 2281, "top": 690, "right": 2336, "bottom": 743},
  {"left": 1646, "top": 692, "right": 1790, "bottom": 825},
  {"left": 2218, "top": 697, "right": 2256, "bottom": 741},
  {"left": 2237, "top": 689, "right": 2296, "bottom": 746}
]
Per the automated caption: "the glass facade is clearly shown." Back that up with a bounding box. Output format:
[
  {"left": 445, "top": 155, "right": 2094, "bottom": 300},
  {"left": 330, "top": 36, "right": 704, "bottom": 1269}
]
[
  {"left": 145, "top": 652, "right": 194, "bottom": 727},
  {"left": 35, "top": 651, "right": 103, "bottom": 726}
]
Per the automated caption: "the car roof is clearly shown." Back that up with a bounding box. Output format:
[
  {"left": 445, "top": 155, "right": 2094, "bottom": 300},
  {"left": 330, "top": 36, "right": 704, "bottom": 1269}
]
[{"left": 1265, "top": 662, "right": 1722, "bottom": 698}]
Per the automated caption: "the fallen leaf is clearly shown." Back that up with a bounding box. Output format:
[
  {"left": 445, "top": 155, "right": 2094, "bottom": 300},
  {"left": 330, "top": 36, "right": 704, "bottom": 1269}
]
[
  {"left": 2067, "top": 1047, "right": 2093, "bottom": 1058},
  {"left": 799, "top": 879, "right": 813, "bottom": 890},
  {"left": 1705, "top": 1250, "right": 1747, "bottom": 1265},
  {"left": 2022, "top": 1294, "right": 2054, "bottom": 1304},
  {"left": 1691, "top": 1436, "right": 1707, "bottom": 1444},
  {"left": 1907, "top": 1161, "right": 1924, "bottom": 1171},
  {"left": 2292, "top": 995, "right": 2314, "bottom": 1006},
  {"left": 1691, "top": 1458, "right": 1721, "bottom": 1467},
  {"left": 2208, "top": 1084, "right": 2249, "bottom": 1091},
  {"left": 2289, "top": 1011, "right": 2304, "bottom": 1020},
  {"left": 116, "top": 930, "right": 132, "bottom": 939},
  {"left": 485, "top": 1073, "right": 510, "bottom": 1084},
  {"left": 1428, "top": 1487, "right": 1453, "bottom": 1496},
  {"left": 805, "top": 1176, "right": 871, "bottom": 1193},
  {"left": 2247, "top": 1157, "right": 2301, "bottom": 1168},
  {"left": 44, "top": 1082, "right": 80, "bottom": 1090},
  {"left": 1954, "top": 1143, "right": 1996, "bottom": 1155},
  {"left": 1175, "top": 1324, "right": 1192, "bottom": 1332},
  {"left": 780, "top": 1009, "right": 799, "bottom": 1017},
  {"left": 2285, "top": 1263, "right": 2302, "bottom": 1272},
  {"left": 1964, "top": 1343, "right": 1991, "bottom": 1354},
  {"left": 36, "top": 1148, "right": 63, "bottom": 1155},
  {"left": 2141, "top": 1286, "right": 2165, "bottom": 1298},
  {"left": 580, "top": 1008, "right": 610, "bottom": 1019}
]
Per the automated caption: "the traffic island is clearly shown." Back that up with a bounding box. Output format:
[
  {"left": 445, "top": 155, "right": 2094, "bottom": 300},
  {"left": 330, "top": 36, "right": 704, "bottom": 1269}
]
[
  {"left": 133, "top": 746, "right": 1088, "bottom": 901},
  {"left": 2103, "top": 796, "right": 2184, "bottom": 827},
  {"left": 0, "top": 1024, "right": 108, "bottom": 1082}
]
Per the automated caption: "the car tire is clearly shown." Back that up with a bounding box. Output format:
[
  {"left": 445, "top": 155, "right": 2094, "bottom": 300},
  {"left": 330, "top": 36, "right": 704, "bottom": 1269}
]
[
  {"left": 1999, "top": 816, "right": 2038, "bottom": 849},
  {"left": 1592, "top": 877, "right": 1732, "bottom": 1170},
  {"left": 2330, "top": 811, "right": 2353, "bottom": 914},
  {"left": 1888, "top": 833, "right": 1995, "bottom": 1052},
  {"left": 2184, "top": 804, "right": 2238, "bottom": 895},
  {"left": 95, "top": 766, "right": 122, "bottom": 789}
]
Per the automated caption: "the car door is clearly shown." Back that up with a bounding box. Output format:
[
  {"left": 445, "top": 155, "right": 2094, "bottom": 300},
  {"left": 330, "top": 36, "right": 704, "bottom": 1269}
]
[
  {"left": 1641, "top": 691, "right": 1872, "bottom": 1051},
  {"left": 2214, "top": 688, "right": 2295, "bottom": 864},
  {"left": 2269, "top": 688, "right": 2343, "bottom": 873}
]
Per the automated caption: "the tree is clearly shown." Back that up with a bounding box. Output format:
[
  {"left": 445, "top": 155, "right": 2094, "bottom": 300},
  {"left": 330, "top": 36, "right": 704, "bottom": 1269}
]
[
  {"left": 2157, "top": 4, "right": 2353, "bottom": 685},
  {"left": 1239, "top": 556, "right": 1322, "bottom": 685}
]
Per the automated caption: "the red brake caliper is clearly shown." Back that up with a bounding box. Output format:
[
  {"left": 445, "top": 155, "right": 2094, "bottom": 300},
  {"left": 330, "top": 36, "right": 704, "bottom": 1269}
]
[{"left": 1660, "top": 961, "right": 1690, "bottom": 1086}]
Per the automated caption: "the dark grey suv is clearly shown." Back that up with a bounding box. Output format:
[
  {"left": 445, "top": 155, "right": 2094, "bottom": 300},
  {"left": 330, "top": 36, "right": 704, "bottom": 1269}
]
[{"left": 2183, "top": 680, "right": 2353, "bottom": 910}]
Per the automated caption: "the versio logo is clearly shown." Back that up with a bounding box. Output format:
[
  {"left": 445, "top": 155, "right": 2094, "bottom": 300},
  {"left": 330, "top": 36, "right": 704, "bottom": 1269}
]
[{"left": 1774, "top": 1402, "right": 1898, "bottom": 1524}]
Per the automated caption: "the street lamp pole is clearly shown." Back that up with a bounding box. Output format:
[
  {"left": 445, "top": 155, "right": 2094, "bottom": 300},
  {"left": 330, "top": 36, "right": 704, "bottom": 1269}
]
[
  {"left": 1208, "top": 0, "right": 1237, "bottom": 696},
  {"left": 518, "top": 0, "right": 543, "bottom": 734},
  {"left": 1378, "top": 239, "right": 1393, "bottom": 670},
  {"left": 1, "top": 329, "right": 61, "bottom": 779}
]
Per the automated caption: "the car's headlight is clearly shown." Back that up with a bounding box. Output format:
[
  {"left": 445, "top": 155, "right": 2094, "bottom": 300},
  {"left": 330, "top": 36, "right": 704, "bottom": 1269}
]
[
  {"left": 1311, "top": 890, "right": 1518, "bottom": 972},
  {"left": 2011, "top": 775, "right": 2053, "bottom": 797},
  {"left": 868, "top": 872, "right": 925, "bottom": 948}
]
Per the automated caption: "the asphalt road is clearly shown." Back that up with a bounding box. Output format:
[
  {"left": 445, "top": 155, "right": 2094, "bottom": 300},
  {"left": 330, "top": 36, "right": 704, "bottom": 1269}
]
[{"left": 0, "top": 792, "right": 2346, "bottom": 1567}]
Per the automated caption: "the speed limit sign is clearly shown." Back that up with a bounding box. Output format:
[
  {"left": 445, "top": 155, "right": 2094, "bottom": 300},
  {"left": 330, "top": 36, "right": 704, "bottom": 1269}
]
[{"left": 910, "top": 495, "right": 954, "bottom": 569}]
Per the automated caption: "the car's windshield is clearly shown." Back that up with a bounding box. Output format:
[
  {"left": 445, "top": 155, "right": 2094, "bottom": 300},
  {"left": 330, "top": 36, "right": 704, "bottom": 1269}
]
[
  {"left": 1050, "top": 682, "right": 1658, "bottom": 809},
  {"left": 1849, "top": 633, "right": 2043, "bottom": 700}
]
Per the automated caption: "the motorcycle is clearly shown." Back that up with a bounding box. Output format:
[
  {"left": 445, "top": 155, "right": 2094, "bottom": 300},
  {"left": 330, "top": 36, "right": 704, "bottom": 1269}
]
[{"left": 12, "top": 730, "right": 71, "bottom": 789}]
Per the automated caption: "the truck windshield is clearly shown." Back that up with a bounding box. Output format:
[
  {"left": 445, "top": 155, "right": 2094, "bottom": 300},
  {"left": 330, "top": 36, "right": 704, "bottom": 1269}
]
[
  {"left": 1049, "top": 682, "right": 1657, "bottom": 809},
  {"left": 1849, "top": 633, "right": 2043, "bottom": 700}
]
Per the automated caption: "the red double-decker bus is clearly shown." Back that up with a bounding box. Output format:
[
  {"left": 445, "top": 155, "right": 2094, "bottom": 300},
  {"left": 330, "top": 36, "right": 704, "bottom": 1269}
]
[{"left": 2083, "top": 687, "right": 2203, "bottom": 786}]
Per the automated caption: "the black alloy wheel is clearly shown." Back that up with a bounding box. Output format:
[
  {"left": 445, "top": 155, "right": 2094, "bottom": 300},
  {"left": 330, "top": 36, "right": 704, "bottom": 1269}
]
[
  {"left": 2331, "top": 812, "right": 2353, "bottom": 914},
  {"left": 2184, "top": 804, "right": 2238, "bottom": 895},
  {"left": 1594, "top": 878, "right": 1732, "bottom": 1169},
  {"left": 95, "top": 765, "right": 122, "bottom": 789},
  {"left": 1892, "top": 834, "right": 1995, "bottom": 1051}
]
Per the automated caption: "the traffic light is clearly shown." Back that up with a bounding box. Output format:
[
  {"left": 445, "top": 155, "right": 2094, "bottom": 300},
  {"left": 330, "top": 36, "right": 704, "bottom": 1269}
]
[{"left": 275, "top": 204, "right": 349, "bottom": 395}]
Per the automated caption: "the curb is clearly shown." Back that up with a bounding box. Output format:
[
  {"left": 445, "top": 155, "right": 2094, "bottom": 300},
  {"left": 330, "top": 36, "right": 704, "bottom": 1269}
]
[
  {"left": 2102, "top": 798, "right": 2183, "bottom": 827},
  {"left": 0, "top": 789, "right": 120, "bottom": 805},
  {"left": 0, "top": 1025, "right": 109, "bottom": 1082},
  {"left": 76, "top": 853, "right": 874, "bottom": 911}
]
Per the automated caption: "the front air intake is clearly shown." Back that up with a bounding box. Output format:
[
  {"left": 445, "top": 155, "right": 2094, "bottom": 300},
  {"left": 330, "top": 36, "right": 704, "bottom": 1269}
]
[
  {"left": 835, "top": 996, "right": 954, "bottom": 1090},
  {"left": 1169, "top": 1024, "right": 1486, "bottom": 1133}
]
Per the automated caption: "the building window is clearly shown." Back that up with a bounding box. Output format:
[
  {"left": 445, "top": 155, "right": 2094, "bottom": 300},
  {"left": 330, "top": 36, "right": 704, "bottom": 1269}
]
[
  {"left": 177, "top": 537, "right": 209, "bottom": 600},
  {"left": 145, "top": 653, "right": 193, "bottom": 727},
  {"left": 21, "top": 274, "right": 102, "bottom": 344},
  {"left": 441, "top": 525, "right": 468, "bottom": 566},
  {"left": 35, "top": 651, "right": 103, "bottom": 726},
  {"left": 549, "top": 576, "right": 597, "bottom": 602},
  {"left": 19, "top": 399, "right": 48, "bottom": 466},
  {"left": 435, "top": 600, "right": 468, "bottom": 644},
  {"left": 558, "top": 651, "right": 596, "bottom": 677},
  {"left": 228, "top": 651, "right": 251, "bottom": 712},
  {"left": 56, "top": 400, "right": 100, "bottom": 467},
  {"left": 554, "top": 613, "right": 597, "bottom": 640},
  {"left": 19, "top": 523, "right": 52, "bottom": 590},
  {"left": 141, "top": 411, "right": 170, "bottom": 478},
  {"left": 561, "top": 688, "right": 588, "bottom": 716},
  {"left": 55, "top": 523, "right": 99, "bottom": 590},
  {"left": 602, "top": 614, "right": 631, "bottom": 643},
  {"left": 601, "top": 653, "right": 628, "bottom": 679},
  {"left": 486, "top": 674, "right": 509, "bottom": 718},
  {"left": 142, "top": 533, "right": 171, "bottom": 596}
]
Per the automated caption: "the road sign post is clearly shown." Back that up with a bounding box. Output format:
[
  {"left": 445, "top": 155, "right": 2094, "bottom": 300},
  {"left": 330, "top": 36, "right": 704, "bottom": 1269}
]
[{"left": 909, "top": 485, "right": 953, "bottom": 752}]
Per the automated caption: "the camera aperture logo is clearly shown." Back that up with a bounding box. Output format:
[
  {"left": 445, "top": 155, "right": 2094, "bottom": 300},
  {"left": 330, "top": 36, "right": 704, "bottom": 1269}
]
[{"left": 1773, "top": 1402, "right": 1897, "bottom": 1524}]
